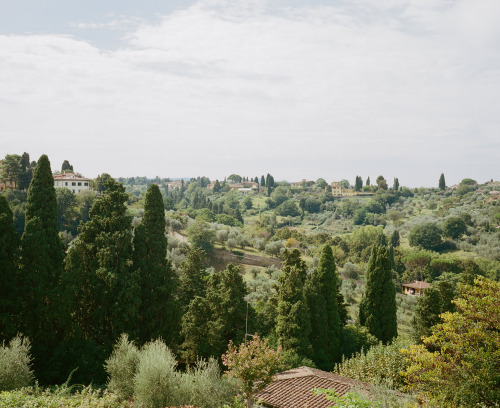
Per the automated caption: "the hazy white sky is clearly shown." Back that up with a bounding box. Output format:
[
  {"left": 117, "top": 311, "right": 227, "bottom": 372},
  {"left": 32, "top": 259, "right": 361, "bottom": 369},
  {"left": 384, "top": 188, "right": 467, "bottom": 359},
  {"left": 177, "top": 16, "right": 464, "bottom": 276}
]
[{"left": 1, "top": 0, "right": 499, "bottom": 186}]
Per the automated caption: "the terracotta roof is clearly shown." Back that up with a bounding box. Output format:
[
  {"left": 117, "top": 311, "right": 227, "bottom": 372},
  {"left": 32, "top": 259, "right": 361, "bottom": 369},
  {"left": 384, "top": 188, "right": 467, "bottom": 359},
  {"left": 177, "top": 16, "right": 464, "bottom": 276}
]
[
  {"left": 53, "top": 173, "right": 90, "bottom": 181},
  {"left": 402, "top": 280, "right": 430, "bottom": 290},
  {"left": 255, "top": 366, "right": 371, "bottom": 408}
]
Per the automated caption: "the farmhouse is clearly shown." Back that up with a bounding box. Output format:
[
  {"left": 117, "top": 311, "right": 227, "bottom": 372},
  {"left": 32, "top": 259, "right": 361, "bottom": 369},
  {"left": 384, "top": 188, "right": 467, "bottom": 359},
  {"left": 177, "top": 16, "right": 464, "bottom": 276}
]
[
  {"left": 53, "top": 173, "right": 91, "bottom": 194},
  {"left": 402, "top": 280, "right": 430, "bottom": 296}
]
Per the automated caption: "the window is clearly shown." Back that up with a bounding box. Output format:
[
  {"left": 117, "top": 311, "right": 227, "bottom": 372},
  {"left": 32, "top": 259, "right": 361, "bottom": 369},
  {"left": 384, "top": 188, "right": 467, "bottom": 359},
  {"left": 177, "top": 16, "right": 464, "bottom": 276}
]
[
  {"left": 78, "top": 182, "right": 81, "bottom": 186},
  {"left": 72, "top": 182, "right": 76, "bottom": 186},
  {"left": 84, "top": 182, "right": 88, "bottom": 186},
  {"left": 72, "top": 190, "right": 75, "bottom": 193},
  {"left": 65, "top": 182, "right": 68, "bottom": 186}
]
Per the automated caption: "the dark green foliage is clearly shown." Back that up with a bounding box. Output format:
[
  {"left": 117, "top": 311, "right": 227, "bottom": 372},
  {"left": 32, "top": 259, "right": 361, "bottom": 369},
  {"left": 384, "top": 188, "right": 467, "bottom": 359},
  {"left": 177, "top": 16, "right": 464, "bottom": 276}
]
[
  {"left": 0, "top": 196, "right": 20, "bottom": 341},
  {"left": 179, "top": 247, "right": 208, "bottom": 311},
  {"left": 276, "top": 250, "right": 311, "bottom": 357},
  {"left": 439, "top": 173, "right": 446, "bottom": 190},
  {"left": 409, "top": 223, "right": 442, "bottom": 251},
  {"left": 93, "top": 173, "right": 114, "bottom": 192},
  {"left": 376, "top": 176, "right": 388, "bottom": 190},
  {"left": 275, "top": 199, "right": 300, "bottom": 217},
  {"left": 61, "top": 160, "right": 73, "bottom": 172},
  {"left": 393, "top": 177, "right": 399, "bottom": 191},
  {"left": 62, "top": 179, "right": 140, "bottom": 381},
  {"left": 187, "top": 220, "right": 215, "bottom": 253},
  {"left": 181, "top": 264, "right": 247, "bottom": 362},
  {"left": 55, "top": 188, "right": 77, "bottom": 233},
  {"left": 18, "top": 154, "right": 65, "bottom": 383},
  {"left": 390, "top": 230, "right": 400, "bottom": 247},
  {"left": 134, "top": 184, "right": 178, "bottom": 345},
  {"left": 441, "top": 216, "right": 467, "bottom": 239},
  {"left": 412, "top": 287, "right": 443, "bottom": 343},
  {"left": 359, "top": 246, "right": 398, "bottom": 344},
  {"left": 340, "top": 325, "right": 378, "bottom": 360},
  {"left": 354, "top": 176, "right": 363, "bottom": 192},
  {"left": 0, "top": 154, "right": 21, "bottom": 189},
  {"left": 305, "top": 245, "right": 342, "bottom": 369}
]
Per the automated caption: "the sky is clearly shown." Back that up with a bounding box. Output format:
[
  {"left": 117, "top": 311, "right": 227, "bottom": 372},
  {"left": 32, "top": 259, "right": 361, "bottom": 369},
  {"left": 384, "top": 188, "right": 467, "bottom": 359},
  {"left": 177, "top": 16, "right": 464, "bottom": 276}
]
[{"left": 1, "top": 0, "right": 499, "bottom": 187}]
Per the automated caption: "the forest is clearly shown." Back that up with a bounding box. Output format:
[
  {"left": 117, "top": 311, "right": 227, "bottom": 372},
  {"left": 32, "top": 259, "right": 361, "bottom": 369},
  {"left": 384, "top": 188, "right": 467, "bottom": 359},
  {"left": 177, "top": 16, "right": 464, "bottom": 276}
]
[{"left": 0, "top": 152, "right": 499, "bottom": 408}]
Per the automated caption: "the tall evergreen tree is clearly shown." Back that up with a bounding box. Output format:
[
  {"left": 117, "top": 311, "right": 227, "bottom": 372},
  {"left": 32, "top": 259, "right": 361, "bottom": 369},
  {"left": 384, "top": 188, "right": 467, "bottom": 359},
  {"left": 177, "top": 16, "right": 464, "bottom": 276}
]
[
  {"left": 179, "top": 247, "right": 208, "bottom": 311},
  {"left": 366, "top": 176, "right": 370, "bottom": 186},
  {"left": 180, "top": 263, "right": 247, "bottom": 362},
  {"left": 393, "top": 177, "right": 399, "bottom": 191},
  {"left": 354, "top": 176, "right": 363, "bottom": 192},
  {"left": 261, "top": 175, "right": 265, "bottom": 187},
  {"left": 61, "top": 160, "right": 73, "bottom": 172},
  {"left": 411, "top": 286, "right": 442, "bottom": 343},
  {"left": 18, "top": 154, "right": 65, "bottom": 382},
  {"left": 304, "top": 245, "right": 341, "bottom": 369},
  {"left": 133, "top": 184, "right": 178, "bottom": 345},
  {"left": 439, "top": 173, "right": 446, "bottom": 190},
  {"left": 276, "top": 249, "right": 311, "bottom": 357},
  {"left": 63, "top": 179, "right": 139, "bottom": 352},
  {"left": 0, "top": 195, "right": 20, "bottom": 341},
  {"left": 359, "top": 245, "right": 397, "bottom": 344}
]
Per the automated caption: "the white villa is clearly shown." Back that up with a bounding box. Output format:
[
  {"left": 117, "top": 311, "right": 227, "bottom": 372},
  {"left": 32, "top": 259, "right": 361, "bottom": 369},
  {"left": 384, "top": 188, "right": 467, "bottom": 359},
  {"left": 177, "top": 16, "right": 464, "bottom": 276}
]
[{"left": 54, "top": 173, "right": 92, "bottom": 194}]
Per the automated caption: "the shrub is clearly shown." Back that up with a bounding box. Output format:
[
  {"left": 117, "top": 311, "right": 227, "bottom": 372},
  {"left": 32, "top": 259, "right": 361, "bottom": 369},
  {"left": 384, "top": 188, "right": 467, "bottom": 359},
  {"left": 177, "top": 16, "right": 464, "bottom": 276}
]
[
  {"left": 0, "top": 335, "right": 34, "bottom": 391},
  {"left": 133, "top": 339, "right": 180, "bottom": 408},
  {"left": 105, "top": 334, "right": 140, "bottom": 400}
]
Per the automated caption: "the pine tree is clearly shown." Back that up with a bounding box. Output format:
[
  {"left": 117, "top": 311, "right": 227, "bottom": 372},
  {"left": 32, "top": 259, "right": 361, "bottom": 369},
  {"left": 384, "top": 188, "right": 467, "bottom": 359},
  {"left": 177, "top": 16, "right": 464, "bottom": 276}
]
[
  {"left": 0, "top": 195, "right": 20, "bottom": 341},
  {"left": 439, "top": 173, "right": 446, "bottom": 190},
  {"left": 18, "top": 155, "right": 65, "bottom": 364},
  {"left": 276, "top": 249, "right": 311, "bottom": 357},
  {"left": 61, "top": 160, "right": 73, "bottom": 172},
  {"left": 63, "top": 179, "right": 140, "bottom": 349},
  {"left": 359, "top": 246, "right": 397, "bottom": 344}
]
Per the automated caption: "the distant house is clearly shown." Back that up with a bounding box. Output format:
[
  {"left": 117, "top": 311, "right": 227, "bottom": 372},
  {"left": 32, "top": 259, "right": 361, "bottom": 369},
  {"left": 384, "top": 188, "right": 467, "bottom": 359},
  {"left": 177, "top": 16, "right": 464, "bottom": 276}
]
[
  {"left": 165, "top": 180, "right": 184, "bottom": 190},
  {"left": 402, "top": 280, "right": 430, "bottom": 296},
  {"left": 255, "top": 366, "right": 372, "bottom": 408},
  {"left": 229, "top": 182, "right": 259, "bottom": 190},
  {"left": 53, "top": 173, "right": 92, "bottom": 194}
]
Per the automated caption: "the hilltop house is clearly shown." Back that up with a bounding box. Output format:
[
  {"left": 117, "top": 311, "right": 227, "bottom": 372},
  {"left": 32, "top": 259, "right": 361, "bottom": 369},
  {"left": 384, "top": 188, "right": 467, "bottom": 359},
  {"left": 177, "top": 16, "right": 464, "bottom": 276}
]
[
  {"left": 53, "top": 173, "right": 91, "bottom": 194},
  {"left": 402, "top": 280, "right": 430, "bottom": 296}
]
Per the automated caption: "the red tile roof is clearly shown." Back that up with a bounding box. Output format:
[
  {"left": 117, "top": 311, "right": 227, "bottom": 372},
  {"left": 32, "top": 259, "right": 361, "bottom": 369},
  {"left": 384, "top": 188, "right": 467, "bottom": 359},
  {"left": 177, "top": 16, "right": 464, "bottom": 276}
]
[{"left": 255, "top": 366, "right": 371, "bottom": 408}]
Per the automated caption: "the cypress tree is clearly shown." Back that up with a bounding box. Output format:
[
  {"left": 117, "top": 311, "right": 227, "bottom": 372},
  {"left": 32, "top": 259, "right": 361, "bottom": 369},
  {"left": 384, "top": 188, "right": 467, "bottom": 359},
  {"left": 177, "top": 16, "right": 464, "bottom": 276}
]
[
  {"left": 133, "top": 184, "right": 178, "bottom": 344},
  {"left": 179, "top": 247, "right": 208, "bottom": 311},
  {"left": 0, "top": 195, "right": 20, "bottom": 341},
  {"left": 18, "top": 154, "right": 65, "bottom": 382},
  {"left": 261, "top": 175, "right": 265, "bottom": 187},
  {"left": 276, "top": 249, "right": 311, "bottom": 357},
  {"left": 439, "top": 173, "right": 446, "bottom": 190},
  {"left": 366, "top": 176, "right": 370, "bottom": 186},
  {"left": 393, "top": 177, "right": 399, "bottom": 191},
  {"left": 63, "top": 179, "right": 140, "bottom": 367},
  {"left": 359, "top": 245, "right": 397, "bottom": 344},
  {"left": 317, "top": 245, "right": 341, "bottom": 363}
]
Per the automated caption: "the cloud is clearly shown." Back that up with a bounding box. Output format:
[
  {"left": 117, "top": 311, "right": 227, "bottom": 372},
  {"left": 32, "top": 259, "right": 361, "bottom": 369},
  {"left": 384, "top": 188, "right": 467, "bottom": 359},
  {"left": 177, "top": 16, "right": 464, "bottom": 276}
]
[{"left": 1, "top": 0, "right": 499, "bottom": 185}]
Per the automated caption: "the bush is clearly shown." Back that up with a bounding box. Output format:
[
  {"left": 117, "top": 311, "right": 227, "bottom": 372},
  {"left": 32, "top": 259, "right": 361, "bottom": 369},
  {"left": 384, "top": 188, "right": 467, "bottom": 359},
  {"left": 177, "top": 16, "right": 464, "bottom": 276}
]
[
  {"left": 106, "top": 337, "right": 237, "bottom": 408},
  {"left": 131, "top": 339, "right": 179, "bottom": 408},
  {"left": 105, "top": 334, "right": 140, "bottom": 400},
  {"left": 0, "top": 335, "right": 34, "bottom": 391}
]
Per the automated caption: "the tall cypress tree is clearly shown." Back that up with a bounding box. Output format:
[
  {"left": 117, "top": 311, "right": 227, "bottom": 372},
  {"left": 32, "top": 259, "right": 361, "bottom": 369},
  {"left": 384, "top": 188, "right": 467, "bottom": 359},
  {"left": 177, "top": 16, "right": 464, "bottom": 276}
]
[
  {"left": 0, "top": 195, "right": 20, "bottom": 341},
  {"left": 316, "top": 245, "right": 341, "bottom": 363},
  {"left": 359, "top": 245, "right": 397, "bottom": 344},
  {"left": 439, "top": 173, "right": 446, "bottom": 190},
  {"left": 179, "top": 246, "right": 208, "bottom": 312},
  {"left": 63, "top": 179, "right": 139, "bottom": 354},
  {"left": 133, "top": 184, "right": 178, "bottom": 345},
  {"left": 276, "top": 249, "right": 311, "bottom": 357},
  {"left": 18, "top": 154, "right": 65, "bottom": 382},
  {"left": 393, "top": 177, "right": 399, "bottom": 191}
]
